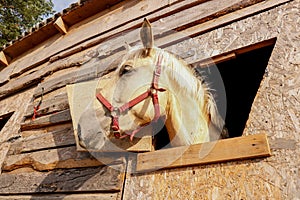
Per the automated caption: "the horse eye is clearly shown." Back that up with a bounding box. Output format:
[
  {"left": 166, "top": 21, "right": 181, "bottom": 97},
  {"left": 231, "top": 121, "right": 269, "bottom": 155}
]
[{"left": 120, "top": 65, "right": 133, "bottom": 76}]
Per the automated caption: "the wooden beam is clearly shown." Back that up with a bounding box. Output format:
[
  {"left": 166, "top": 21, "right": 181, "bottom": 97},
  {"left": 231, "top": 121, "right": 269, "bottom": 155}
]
[
  {"left": 54, "top": 17, "right": 69, "bottom": 35},
  {"left": 192, "top": 38, "right": 276, "bottom": 68},
  {"left": 24, "top": 92, "right": 69, "bottom": 118},
  {"left": 136, "top": 133, "right": 271, "bottom": 172},
  {"left": 0, "top": 163, "right": 125, "bottom": 193},
  {"left": 3, "top": 146, "right": 123, "bottom": 172},
  {"left": 196, "top": 52, "right": 237, "bottom": 67},
  {"left": 0, "top": 51, "right": 11, "bottom": 66},
  {"left": 8, "top": 125, "right": 75, "bottom": 155},
  {"left": 20, "top": 109, "right": 72, "bottom": 131},
  {"left": 0, "top": 193, "right": 118, "bottom": 200}
]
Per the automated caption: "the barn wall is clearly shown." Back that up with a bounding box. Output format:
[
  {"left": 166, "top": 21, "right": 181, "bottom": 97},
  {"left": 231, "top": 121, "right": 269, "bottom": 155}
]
[
  {"left": 123, "top": 0, "right": 300, "bottom": 199},
  {"left": 0, "top": 0, "right": 299, "bottom": 199}
]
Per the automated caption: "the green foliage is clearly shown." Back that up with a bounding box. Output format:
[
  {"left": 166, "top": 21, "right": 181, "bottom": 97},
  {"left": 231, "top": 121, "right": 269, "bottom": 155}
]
[{"left": 0, "top": 0, "right": 54, "bottom": 46}]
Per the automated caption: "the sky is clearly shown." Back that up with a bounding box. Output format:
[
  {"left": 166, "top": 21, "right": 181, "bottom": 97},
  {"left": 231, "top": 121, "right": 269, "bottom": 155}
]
[{"left": 52, "top": 0, "right": 78, "bottom": 12}]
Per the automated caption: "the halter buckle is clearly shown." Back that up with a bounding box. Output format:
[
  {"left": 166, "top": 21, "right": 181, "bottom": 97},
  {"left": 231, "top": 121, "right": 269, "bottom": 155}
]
[
  {"left": 111, "top": 108, "right": 120, "bottom": 117},
  {"left": 150, "top": 88, "right": 158, "bottom": 95}
]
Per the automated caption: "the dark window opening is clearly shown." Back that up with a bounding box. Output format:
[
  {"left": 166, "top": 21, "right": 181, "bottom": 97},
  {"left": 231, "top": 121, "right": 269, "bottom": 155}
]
[
  {"left": 215, "top": 43, "right": 275, "bottom": 138},
  {"left": 0, "top": 112, "right": 14, "bottom": 132},
  {"left": 154, "top": 40, "right": 276, "bottom": 149}
]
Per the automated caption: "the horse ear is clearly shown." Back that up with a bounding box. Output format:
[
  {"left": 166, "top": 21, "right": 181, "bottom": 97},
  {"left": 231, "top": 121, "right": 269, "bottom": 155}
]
[{"left": 140, "top": 18, "right": 154, "bottom": 56}]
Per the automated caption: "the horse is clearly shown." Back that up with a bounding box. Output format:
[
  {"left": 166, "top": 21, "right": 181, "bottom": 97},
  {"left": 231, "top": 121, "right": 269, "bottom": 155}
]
[{"left": 78, "top": 19, "right": 225, "bottom": 150}]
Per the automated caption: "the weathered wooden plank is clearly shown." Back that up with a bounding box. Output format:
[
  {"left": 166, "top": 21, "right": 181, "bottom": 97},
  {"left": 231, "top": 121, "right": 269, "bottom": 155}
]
[
  {"left": 33, "top": 51, "right": 120, "bottom": 98},
  {"left": 54, "top": 17, "right": 69, "bottom": 35},
  {"left": 136, "top": 133, "right": 271, "bottom": 172},
  {"left": 63, "top": 0, "right": 124, "bottom": 26},
  {"left": 0, "top": 52, "right": 91, "bottom": 100},
  {"left": 2, "top": 146, "right": 123, "bottom": 171},
  {"left": 20, "top": 123, "right": 72, "bottom": 138},
  {"left": 20, "top": 109, "right": 72, "bottom": 131},
  {"left": 0, "top": 193, "right": 119, "bottom": 200},
  {"left": 24, "top": 92, "right": 69, "bottom": 118},
  {"left": 3, "top": 22, "right": 59, "bottom": 61},
  {"left": 8, "top": 125, "right": 75, "bottom": 155},
  {"left": 0, "top": 163, "right": 125, "bottom": 193}
]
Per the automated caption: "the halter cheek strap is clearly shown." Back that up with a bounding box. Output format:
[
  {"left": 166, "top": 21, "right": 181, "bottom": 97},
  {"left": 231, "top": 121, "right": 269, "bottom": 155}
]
[{"left": 96, "top": 53, "right": 165, "bottom": 140}]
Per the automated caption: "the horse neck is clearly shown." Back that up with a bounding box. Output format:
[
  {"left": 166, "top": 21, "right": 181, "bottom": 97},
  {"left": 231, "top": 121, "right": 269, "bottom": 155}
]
[
  {"left": 164, "top": 89, "right": 210, "bottom": 146},
  {"left": 160, "top": 55, "right": 210, "bottom": 146}
]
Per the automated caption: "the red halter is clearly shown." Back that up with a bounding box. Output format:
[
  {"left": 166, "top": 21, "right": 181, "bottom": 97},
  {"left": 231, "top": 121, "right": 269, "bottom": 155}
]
[{"left": 96, "top": 53, "right": 166, "bottom": 140}]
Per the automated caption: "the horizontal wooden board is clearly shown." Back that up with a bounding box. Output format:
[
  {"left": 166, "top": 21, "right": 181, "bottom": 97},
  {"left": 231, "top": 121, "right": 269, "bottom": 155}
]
[
  {"left": 9, "top": 125, "right": 75, "bottom": 155},
  {"left": 20, "top": 123, "right": 72, "bottom": 138},
  {"left": 136, "top": 133, "right": 271, "bottom": 172},
  {"left": 0, "top": 163, "right": 125, "bottom": 193},
  {"left": 0, "top": 52, "right": 91, "bottom": 100},
  {"left": 20, "top": 109, "right": 72, "bottom": 131},
  {"left": 3, "top": 146, "right": 123, "bottom": 171},
  {"left": 24, "top": 92, "right": 69, "bottom": 118},
  {"left": 0, "top": 193, "right": 118, "bottom": 200}
]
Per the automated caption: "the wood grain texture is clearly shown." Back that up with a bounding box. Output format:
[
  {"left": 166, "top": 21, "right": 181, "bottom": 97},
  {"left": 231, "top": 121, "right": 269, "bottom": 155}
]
[
  {"left": 0, "top": 52, "right": 91, "bottom": 100},
  {"left": 54, "top": 17, "right": 68, "bottom": 35},
  {"left": 0, "top": 193, "right": 119, "bottom": 200},
  {"left": 0, "top": 163, "right": 125, "bottom": 193},
  {"left": 20, "top": 123, "right": 71, "bottom": 138},
  {"left": 24, "top": 92, "right": 69, "bottom": 118},
  {"left": 20, "top": 109, "right": 72, "bottom": 131},
  {"left": 0, "top": 89, "right": 34, "bottom": 173},
  {"left": 136, "top": 133, "right": 271, "bottom": 172},
  {"left": 2, "top": 146, "right": 123, "bottom": 171},
  {"left": 8, "top": 125, "right": 75, "bottom": 155}
]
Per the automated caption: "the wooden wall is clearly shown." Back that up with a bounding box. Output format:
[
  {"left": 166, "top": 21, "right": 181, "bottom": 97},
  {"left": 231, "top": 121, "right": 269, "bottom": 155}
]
[{"left": 0, "top": 0, "right": 299, "bottom": 199}]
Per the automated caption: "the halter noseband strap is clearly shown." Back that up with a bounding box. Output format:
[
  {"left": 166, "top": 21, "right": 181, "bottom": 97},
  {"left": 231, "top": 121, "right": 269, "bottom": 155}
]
[{"left": 96, "top": 53, "right": 166, "bottom": 140}]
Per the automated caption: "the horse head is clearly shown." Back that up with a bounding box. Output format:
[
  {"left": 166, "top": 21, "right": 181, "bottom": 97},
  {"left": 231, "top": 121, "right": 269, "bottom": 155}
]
[{"left": 79, "top": 19, "right": 225, "bottom": 150}]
